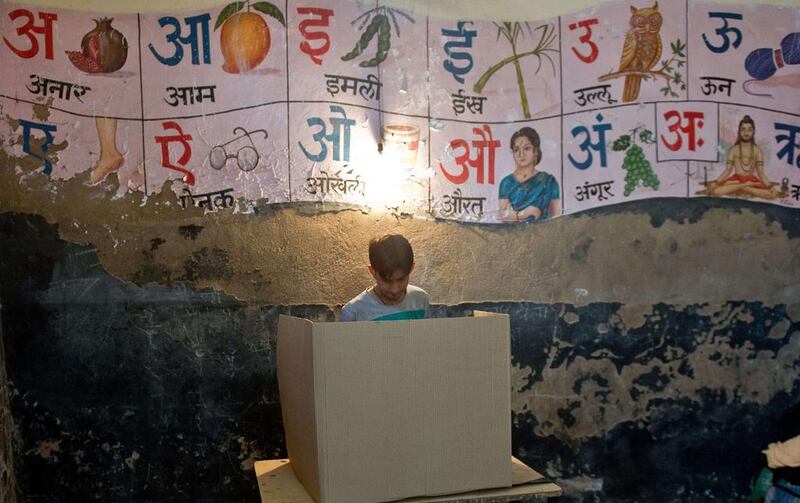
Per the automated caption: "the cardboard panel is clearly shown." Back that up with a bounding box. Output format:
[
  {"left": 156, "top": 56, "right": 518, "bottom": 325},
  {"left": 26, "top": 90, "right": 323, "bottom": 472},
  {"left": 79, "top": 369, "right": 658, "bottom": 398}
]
[
  {"left": 277, "top": 315, "right": 322, "bottom": 503},
  {"left": 316, "top": 320, "right": 414, "bottom": 502},
  {"left": 254, "top": 457, "right": 562, "bottom": 503},
  {"left": 278, "top": 312, "right": 512, "bottom": 503},
  {"left": 475, "top": 310, "right": 513, "bottom": 474},
  {"left": 412, "top": 315, "right": 511, "bottom": 498}
]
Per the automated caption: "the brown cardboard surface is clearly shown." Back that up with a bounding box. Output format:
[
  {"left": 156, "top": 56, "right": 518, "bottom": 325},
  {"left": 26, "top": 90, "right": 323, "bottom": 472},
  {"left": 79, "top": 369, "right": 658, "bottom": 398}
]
[
  {"left": 254, "top": 457, "right": 562, "bottom": 503},
  {"left": 277, "top": 315, "right": 322, "bottom": 503},
  {"left": 276, "top": 312, "right": 512, "bottom": 503}
]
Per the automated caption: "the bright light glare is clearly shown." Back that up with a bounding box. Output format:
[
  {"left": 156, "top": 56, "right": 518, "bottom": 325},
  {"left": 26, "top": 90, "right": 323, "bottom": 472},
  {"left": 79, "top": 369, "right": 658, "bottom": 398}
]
[{"left": 360, "top": 145, "right": 414, "bottom": 208}]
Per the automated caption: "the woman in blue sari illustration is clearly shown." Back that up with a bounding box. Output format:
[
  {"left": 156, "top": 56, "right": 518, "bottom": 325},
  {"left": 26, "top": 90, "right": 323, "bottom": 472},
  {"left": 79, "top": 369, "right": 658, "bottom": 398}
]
[{"left": 498, "top": 127, "right": 561, "bottom": 222}]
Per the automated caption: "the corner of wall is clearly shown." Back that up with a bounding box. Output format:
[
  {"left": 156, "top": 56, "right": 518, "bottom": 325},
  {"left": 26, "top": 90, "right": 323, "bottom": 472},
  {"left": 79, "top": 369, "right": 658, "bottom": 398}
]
[{"left": 0, "top": 304, "right": 18, "bottom": 503}]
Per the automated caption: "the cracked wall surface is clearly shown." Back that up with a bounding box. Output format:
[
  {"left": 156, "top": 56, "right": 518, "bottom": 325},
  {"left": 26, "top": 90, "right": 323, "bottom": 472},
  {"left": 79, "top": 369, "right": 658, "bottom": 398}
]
[
  {"left": 0, "top": 306, "right": 17, "bottom": 503},
  {"left": 2, "top": 100, "right": 799, "bottom": 308},
  {"left": 2, "top": 73, "right": 800, "bottom": 503},
  {"left": 0, "top": 208, "right": 798, "bottom": 503}
]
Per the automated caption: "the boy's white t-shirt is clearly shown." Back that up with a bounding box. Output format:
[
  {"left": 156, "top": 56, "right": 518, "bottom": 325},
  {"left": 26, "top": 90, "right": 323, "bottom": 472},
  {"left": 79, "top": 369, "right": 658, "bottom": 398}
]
[{"left": 339, "top": 285, "right": 430, "bottom": 322}]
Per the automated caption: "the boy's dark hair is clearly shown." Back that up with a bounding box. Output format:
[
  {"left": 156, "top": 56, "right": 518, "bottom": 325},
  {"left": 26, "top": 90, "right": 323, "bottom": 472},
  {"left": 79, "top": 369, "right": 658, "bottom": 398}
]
[{"left": 369, "top": 234, "right": 414, "bottom": 280}]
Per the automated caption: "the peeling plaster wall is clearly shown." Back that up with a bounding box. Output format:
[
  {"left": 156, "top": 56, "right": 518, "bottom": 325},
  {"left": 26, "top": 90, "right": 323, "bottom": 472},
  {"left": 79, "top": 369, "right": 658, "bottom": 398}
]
[
  {"left": 0, "top": 306, "right": 18, "bottom": 503},
  {"left": 1, "top": 199, "right": 799, "bottom": 502},
  {"left": 1, "top": 14, "right": 799, "bottom": 499},
  {"left": 2, "top": 156, "right": 800, "bottom": 307},
  {"left": 2, "top": 101, "right": 799, "bottom": 307}
]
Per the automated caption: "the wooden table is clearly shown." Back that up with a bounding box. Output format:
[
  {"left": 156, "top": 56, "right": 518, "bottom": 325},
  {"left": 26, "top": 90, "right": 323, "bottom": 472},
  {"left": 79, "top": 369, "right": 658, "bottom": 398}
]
[{"left": 255, "top": 457, "right": 561, "bottom": 502}]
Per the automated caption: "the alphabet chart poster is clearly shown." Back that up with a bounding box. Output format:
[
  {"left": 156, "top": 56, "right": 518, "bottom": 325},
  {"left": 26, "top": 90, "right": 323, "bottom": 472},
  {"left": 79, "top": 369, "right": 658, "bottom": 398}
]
[{"left": 2, "top": 0, "right": 799, "bottom": 222}]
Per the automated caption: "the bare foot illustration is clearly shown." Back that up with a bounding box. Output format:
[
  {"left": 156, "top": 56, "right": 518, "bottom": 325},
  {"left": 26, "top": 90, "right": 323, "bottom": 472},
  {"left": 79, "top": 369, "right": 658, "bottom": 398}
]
[{"left": 90, "top": 117, "right": 124, "bottom": 184}]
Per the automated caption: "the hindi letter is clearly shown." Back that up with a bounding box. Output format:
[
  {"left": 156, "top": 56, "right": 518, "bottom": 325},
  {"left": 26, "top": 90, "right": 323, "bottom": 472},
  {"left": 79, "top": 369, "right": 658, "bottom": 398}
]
[
  {"left": 176, "top": 86, "right": 194, "bottom": 105},
  {"left": 466, "top": 96, "right": 486, "bottom": 115},
  {"left": 71, "top": 84, "right": 90, "bottom": 102},
  {"left": 19, "top": 118, "right": 57, "bottom": 176},
  {"left": 213, "top": 188, "right": 235, "bottom": 209},
  {"left": 194, "top": 191, "right": 214, "bottom": 210},
  {"left": 179, "top": 187, "right": 194, "bottom": 208},
  {"left": 573, "top": 87, "right": 589, "bottom": 107},
  {"left": 588, "top": 182, "right": 601, "bottom": 200},
  {"left": 451, "top": 89, "right": 467, "bottom": 115},
  {"left": 775, "top": 122, "right": 800, "bottom": 168},
  {"left": 304, "top": 177, "right": 322, "bottom": 195},
  {"left": 316, "top": 170, "right": 333, "bottom": 195},
  {"left": 700, "top": 77, "right": 717, "bottom": 96},
  {"left": 468, "top": 196, "right": 485, "bottom": 217},
  {"left": 25, "top": 74, "right": 45, "bottom": 95},
  {"left": 324, "top": 74, "right": 340, "bottom": 97},
  {"left": 326, "top": 106, "right": 355, "bottom": 162},
  {"left": 450, "top": 188, "right": 465, "bottom": 214},
  {"left": 575, "top": 182, "right": 590, "bottom": 201},
  {"left": 339, "top": 75, "right": 358, "bottom": 96},
  {"left": 442, "top": 21, "right": 477, "bottom": 84},
  {"left": 598, "top": 85, "right": 616, "bottom": 104},
  {"left": 600, "top": 180, "right": 614, "bottom": 200},
  {"left": 441, "top": 194, "right": 455, "bottom": 214},
  {"left": 716, "top": 78, "right": 734, "bottom": 96},
  {"left": 346, "top": 177, "right": 365, "bottom": 195},
  {"left": 357, "top": 74, "right": 381, "bottom": 101},
  {"left": 297, "top": 7, "right": 334, "bottom": 65},
  {"left": 329, "top": 174, "right": 347, "bottom": 195},
  {"left": 195, "top": 85, "right": 216, "bottom": 103},
  {"left": 164, "top": 86, "right": 180, "bottom": 106},
  {"left": 439, "top": 125, "right": 499, "bottom": 185},
  {"left": 46, "top": 79, "right": 72, "bottom": 100},
  {"left": 154, "top": 121, "right": 195, "bottom": 185}
]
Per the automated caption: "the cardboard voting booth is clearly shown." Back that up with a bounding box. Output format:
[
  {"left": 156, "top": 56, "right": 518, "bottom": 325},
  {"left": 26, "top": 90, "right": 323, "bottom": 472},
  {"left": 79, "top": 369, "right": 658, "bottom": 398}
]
[{"left": 277, "top": 311, "right": 512, "bottom": 503}]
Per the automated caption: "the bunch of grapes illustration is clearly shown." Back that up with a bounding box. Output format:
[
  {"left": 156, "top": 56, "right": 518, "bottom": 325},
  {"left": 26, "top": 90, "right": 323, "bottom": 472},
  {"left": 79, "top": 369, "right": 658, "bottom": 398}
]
[{"left": 611, "top": 127, "right": 660, "bottom": 196}]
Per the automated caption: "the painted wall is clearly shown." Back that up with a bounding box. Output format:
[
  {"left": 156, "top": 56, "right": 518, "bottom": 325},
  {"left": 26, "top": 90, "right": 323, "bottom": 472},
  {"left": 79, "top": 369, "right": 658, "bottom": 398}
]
[
  {"left": 1, "top": 0, "right": 799, "bottom": 502},
  {"left": 1, "top": 199, "right": 799, "bottom": 502},
  {"left": 4, "top": 1, "right": 800, "bottom": 224},
  {"left": 0, "top": 306, "right": 16, "bottom": 503}
]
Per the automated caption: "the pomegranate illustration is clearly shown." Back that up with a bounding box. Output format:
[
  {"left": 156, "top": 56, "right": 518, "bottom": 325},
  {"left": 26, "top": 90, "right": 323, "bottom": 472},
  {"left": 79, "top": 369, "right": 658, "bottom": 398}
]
[{"left": 66, "top": 18, "right": 128, "bottom": 73}]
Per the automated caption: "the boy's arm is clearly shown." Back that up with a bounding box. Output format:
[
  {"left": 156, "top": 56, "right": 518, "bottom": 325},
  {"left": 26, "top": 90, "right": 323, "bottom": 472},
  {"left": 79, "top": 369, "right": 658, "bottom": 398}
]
[
  {"left": 764, "top": 434, "right": 800, "bottom": 469},
  {"left": 340, "top": 304, "right": 355, "bottom": 322},
  {"left": 424, "top": 292, "right": 431, "bottom": 319}
]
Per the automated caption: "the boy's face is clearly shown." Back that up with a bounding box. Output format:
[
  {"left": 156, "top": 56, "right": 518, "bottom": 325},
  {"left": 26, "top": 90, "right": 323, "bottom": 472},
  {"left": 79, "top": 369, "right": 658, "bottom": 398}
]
[{"left": 369, "top": 265, "right": 412, "bottom": 305}]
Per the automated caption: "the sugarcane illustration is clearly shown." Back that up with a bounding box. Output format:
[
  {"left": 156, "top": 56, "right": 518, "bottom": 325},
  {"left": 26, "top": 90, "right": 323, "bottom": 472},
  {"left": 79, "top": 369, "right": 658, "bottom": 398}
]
[
  {"left": 473, "top": 22, "right": 558, "bottom": 119},
  {"left": 341, "top": 6, "right": 414, "bottom": 67}
]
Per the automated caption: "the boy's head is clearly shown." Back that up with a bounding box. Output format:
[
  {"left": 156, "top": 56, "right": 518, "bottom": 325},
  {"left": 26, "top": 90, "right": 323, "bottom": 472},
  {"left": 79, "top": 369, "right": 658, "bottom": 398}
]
[{"left": 368, "top": 234, "right": 414, "bottom": 305}]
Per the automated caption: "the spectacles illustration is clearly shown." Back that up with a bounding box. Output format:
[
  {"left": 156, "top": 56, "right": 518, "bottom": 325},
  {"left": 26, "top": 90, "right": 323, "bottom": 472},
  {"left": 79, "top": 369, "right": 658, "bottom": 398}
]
[{"left": 209, "top": 127, "right": 268, "bottom": 172}]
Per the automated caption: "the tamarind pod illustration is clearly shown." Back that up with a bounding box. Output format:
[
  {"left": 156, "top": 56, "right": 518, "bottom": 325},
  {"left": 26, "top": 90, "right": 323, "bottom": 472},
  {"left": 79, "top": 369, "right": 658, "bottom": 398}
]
[
  {"left": 359, "top": 15, "right": 391, "bottom": 67},
  {"left": 341, "top": 14, "right": 386, "bottom": 61}
]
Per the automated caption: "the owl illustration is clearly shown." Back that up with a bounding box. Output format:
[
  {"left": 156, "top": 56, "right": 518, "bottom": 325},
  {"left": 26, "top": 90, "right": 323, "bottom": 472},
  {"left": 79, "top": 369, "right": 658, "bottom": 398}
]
[{"left": 617, "top": 2, "right": 663, "bottom": 102}]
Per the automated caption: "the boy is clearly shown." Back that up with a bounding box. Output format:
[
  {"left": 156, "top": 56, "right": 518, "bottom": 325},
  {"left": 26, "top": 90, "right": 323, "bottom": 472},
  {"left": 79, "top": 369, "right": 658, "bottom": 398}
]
[{"left": 340, "top": 234, "right": 430, "bottom": 321}]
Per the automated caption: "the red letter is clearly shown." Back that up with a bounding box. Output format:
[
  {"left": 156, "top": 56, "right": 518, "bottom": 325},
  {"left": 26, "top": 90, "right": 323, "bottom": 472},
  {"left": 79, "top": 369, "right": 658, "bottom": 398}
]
[
  {"left": 297, "top": 7, "right": 334, "bottom": 65},
  {"left": 3, "top": 9, "right": 58, "bottom": 60}
]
